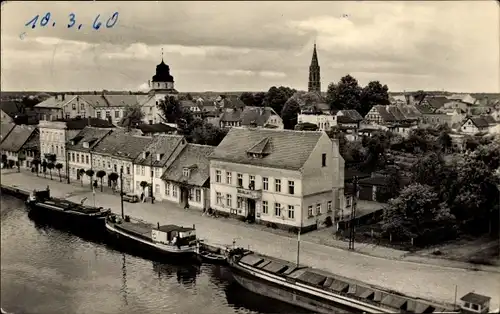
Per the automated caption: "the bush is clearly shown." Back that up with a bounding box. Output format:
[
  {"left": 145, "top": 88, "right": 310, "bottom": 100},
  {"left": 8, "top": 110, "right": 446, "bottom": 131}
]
[
  {"left": 124, "top": 215, "right": 130, "bottom": 222},
  {"left": 271, "top": 223, "right": 278, "bottom": 229},
  {"left": 324, "top": 216, "right": 333, "bottom": 227},
  {"left": 288, "top": 227, "right": 299, "bottom": 234},
  {"left": 266, "top": 222, "right": 272, "bottom": 228}
]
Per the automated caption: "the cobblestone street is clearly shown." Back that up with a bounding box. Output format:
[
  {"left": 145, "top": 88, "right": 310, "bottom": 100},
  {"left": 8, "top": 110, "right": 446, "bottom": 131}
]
[{"left": 2, "top": 170, "right": 499, "bottom": 309}]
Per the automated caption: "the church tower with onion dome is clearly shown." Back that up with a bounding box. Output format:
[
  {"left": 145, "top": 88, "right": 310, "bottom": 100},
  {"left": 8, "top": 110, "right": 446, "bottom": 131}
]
[{"left": 148, "top": 48, "right": 178, "bottom": 96}]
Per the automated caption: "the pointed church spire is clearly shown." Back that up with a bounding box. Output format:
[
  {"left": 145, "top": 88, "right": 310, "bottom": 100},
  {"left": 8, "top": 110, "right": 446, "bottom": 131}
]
[
  {"left": 308, "top": 42, "right": 321, "bottom": 93},
  {"left": 161, "top": 47, "right": 164, "bottom": 62}
]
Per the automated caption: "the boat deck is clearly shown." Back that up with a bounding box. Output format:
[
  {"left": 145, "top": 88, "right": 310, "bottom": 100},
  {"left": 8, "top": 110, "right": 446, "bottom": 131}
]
[
  {"left": 238, "top": 253, "right": 454, "bottom": 313},
  {"left": 114, "top": 221, "right": 154, "bottom": 241},
  {"left": 43, "top": 199, "right": 104, "bottom": 214}
]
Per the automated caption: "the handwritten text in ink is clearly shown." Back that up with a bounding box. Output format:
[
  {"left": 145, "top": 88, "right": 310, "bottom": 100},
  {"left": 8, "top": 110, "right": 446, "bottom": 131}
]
[{"left": 25, "top": 12, "right": 119, "bottom": 31}]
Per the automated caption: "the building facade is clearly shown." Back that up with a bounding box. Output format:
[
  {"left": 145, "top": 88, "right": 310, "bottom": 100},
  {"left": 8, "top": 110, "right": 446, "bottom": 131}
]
[
  {"left": 209, "top": 128, "right": 344, "bottom": 232},
  {"left": 161, "top": 144, "right": 214, "bottom": 210}
]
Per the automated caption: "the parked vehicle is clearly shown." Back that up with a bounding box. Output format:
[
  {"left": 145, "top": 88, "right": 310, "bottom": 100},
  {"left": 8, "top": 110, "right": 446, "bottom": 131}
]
[{"left": 123, "top": 193, "right": 139, "bottom": 203}]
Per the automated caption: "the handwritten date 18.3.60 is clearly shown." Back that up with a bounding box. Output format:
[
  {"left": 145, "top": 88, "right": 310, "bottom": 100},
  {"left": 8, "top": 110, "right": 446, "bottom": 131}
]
[{"left": 25, "top": 12, "right": 119, "bottom": 30}]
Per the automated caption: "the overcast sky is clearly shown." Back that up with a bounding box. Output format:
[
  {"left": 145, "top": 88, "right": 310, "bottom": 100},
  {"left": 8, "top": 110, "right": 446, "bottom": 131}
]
[{"left": 1, "top": 1, "right": 499, "bottom": 93}]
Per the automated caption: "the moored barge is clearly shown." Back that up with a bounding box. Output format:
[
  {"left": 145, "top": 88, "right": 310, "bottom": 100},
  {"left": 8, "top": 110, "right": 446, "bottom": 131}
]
[
  {"left": 105, "top": 214, "right": 198, "bottom": 260},
  {"left": 26, "top": 189, "right": 110, "bottom": 233},
  {"left": 228, "top": 250, "right": 471, "bottom": 314}
]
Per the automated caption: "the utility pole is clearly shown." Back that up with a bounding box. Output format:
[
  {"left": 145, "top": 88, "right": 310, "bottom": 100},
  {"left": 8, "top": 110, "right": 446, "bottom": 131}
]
[
  {"left": 150, "top": 152, "right": 154, "bottom": 204},
  {"left": 120, "top": 166, "right": 124, "bottom": 218},
  {"left": 348, "top": 176, "right": 358, "bottom": 250},
  {"left": 296, "top": 227, "right": 301, "bottom": 267},
  {"left": 65, "top": 144, "right": 70, "bottom": 184}
]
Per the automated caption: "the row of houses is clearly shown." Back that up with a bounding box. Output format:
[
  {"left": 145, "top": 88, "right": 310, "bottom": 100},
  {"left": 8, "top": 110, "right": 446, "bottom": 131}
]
[{"left": 1, "top": 120, "right": 350, "bottom": 232}]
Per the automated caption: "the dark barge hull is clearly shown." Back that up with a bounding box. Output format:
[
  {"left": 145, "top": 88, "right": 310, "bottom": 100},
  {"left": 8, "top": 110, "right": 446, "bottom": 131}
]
[
  {"left": 26, "top": 202, "right": 109, "bottom": 238},
  {"left": 105, "top": 221, "right": 198, "bottom": 263},
  {"left": 229, "top": 263, "right": 357, "bottom": 314}
]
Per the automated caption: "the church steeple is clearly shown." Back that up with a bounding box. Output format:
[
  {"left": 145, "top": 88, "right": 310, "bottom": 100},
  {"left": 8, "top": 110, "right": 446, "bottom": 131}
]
[{"left": 308, "top": 43, "right": 321, "bottom": 93}]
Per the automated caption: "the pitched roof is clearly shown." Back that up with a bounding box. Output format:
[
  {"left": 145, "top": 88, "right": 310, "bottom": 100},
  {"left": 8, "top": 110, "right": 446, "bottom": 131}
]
[
  {"left": 22, "top": 131, "right": 39, "bottom": 150},
  {"left": 338, "top": 110, "right": 363, "bottom": 122},
  {"left": 58, "top": 117, "right": 115, "bottom": 129},
  {"left": 134, "top": 134, "right": 186, "bottom": 167},
  {"left": 374, "top": 105, "right": 397, "bottom": 122},
  {"left": 465, "top": 116, "right": 494, "bottom": 128},
  {"left": 161, "top": 144, "right": 215, "bottom": 186},
  {"left": 1, "top": 122, "right": 16, "bottom": 143},
  {"left": 35, "top": 95, "right": 76, "bottom": 108},
  {"left": 0, "top": 124, "right": 37, "bottom": 152},
  {"left": 78, "top": 95, "right": 141, "bottom": 108},
  {"left": 0, "top": 100, "right": 23, "bottom": 118},
  {"left": 210, "top": 128, "right": 324, "bottom": 171},
  {"left": 426, "top": 96, "right": 449, "bottom": 110},
  {"left": 460, "top": 292, "right": 491, "bottom": 304},
  {"left": 66, "top": 127, "right": 113, "bottom": 152},
  {"left": 137, "top": 123, "right": 177, "bottom": 134},
  {"left": 397, "top": 105, "right": 422, "bottom": 120},
  {"left": 241, "top": 106, "right": 278, "bottom": 126},
  {"left": 91, "top": 129, "right": 152, "bottom": 160}
]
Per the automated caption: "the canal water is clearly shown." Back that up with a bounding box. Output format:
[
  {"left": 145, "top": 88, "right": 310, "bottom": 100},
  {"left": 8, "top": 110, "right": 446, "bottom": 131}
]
[{"left": 1, "top": 194, "right": 312, "bottom": 314}]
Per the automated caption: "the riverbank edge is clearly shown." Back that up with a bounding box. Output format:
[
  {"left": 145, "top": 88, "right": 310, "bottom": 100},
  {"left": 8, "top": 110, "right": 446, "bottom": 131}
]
[{"left": 1, "top": 181, "right": 499, "bottom": 274}]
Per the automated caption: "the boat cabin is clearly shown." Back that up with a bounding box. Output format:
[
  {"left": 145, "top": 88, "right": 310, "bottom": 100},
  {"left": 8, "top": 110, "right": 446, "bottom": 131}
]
[
  {"left": 459, "top": 292, "right": 491, "bottom": 313},
  {"left": 151, "top": 224, "right": 196, "bottom": 247}
]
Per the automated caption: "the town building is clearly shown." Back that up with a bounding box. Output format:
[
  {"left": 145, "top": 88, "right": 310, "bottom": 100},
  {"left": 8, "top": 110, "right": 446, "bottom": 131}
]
[
  {"left": 161, "top": 144, "right": 214, "bottom": 210},
  {"left": 1, "top": 122, "right": 16, "bottom": 143},
  {"left": 459, "top": 116, "right": 497, "bottom": 135},
  {"left": 35, "top": 94, "right": 96, "bottom": 121},
  {"left": 219, "top": 106, "right": 284, "bottom": 129},
  {"left": 66, "top": 127, "right": 114, "bottom": 185},
  {"left": 209, "top": 128, "right": 344, "bottom": 232},
  {"left": 335, "top": 110, "right": 364, "bottom": 140},
  {"left": 297, "top": 102, "right": 334, "bottom": 131},
  {"left": 38, "top": 118, "right": 114, "bottom": 180},
  {"left": 91, "top": 128, "right": 152, "bottom": 192},
  {"left": 132, "top": 134, "right": 187, "bottom": 200},
  {"left": 364, "top": 105, "right": 421, "bottom": 137},
  {"left": 0, "top": 124, "right": 39, "bottom": 169},
  {"left": 308, "top": 43, "right": 321, "bottom": 93}
]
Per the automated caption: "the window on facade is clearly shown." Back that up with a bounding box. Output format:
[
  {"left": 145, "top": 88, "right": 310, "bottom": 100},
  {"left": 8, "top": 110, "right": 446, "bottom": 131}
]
[
  {"left": 346, "top": 197, "right": 352, "bottom": 207},
  {"left": 72, "top": 153, "right": 75, "bottom": 162},
  {"left": 183, "top": 168, "right": 190, "bottom": 177},
  {"left": 172, "top": 185, "right": 178, "bottom": 197},
  {"left": 85, "top": 155, "right": 89, "bottom": 164},
  {"left": 288, "top": 205, "right": 295, "bottom": 219},
  {"left": 126, "top": 166, "right": 130, "bottom": 175},
  {"left": 80, "top": 103, "right": 84, "bottom": 110},
  {"left": 96, "top": 111, "right": 101, "bottom": 119},
  {"left": 226, "top": 171, "right": 232, "bottom": 184},
  {"left": 72, "top": 104, "right": 76, "bottom": 110},
  {"left": 141, "top": 166, "right": 145, "bottom": 176},
  {"left": 226, "top": 194, "right": 232, "bottom": 207},
  {"left": 114, "top": 164, "right": 117, "bottom": 172},
  {"left": 215, "top": 170, "right": 221, "bottom": 183},
  {"left": 322, "top": 153, "right": 326, "bottom": 167},
  {"left": 195, "top": 189, "right": 201, "bottom": 202},
  {"left": 275, "top": 179, "right": 281, "bottom": 192},
  {"left": 274, "top": 203, "right": 282, "bottom": 216},
  {"left": 237, "top": 197, "right": 242, "bottom": 209},
  {"left": 155, "top": 184, "right": 160, "bottom": 194},
  {"left": 115, "top": 111, "right": 120, "bottom": 118},
  {"left": 76, "top": 154, "right": 80, "bottom": 163},
  {"left": 237, "top": 173, "right": 243, "bottom": 187},
  {"left": 262, "top": 177, "right": 268, "bottom": 190},
  {"left": 316, "top": 204, "right": 321, "bottom": 215},
  {"left": 136, "top": 166, "right": 140, "bottom": 175},
  {"left": 327, "top": 201, "right": 332, "bottom": 212},
  {"left": 188, "top": 189, "right": 193, "bottom": 200},
  {"left": 105, "top": 111, "right": 111, "bottom": 118},
  {"left": 262, "top": 201, "right": 268, "bottom": 214},
  {"left": 165, "top": 182, "right": 171, "bottom": 196},
  {"left": 51, "top": 145, "right": 54, "bottom": 154},
  {"left": 249, "top": 175, "right": 255, "bottom": 190},
  {"left": 216, "top": 192, "right": 222, "bottom": 204},
  {"left": 308, "top": 206, "right": 313, "bottom": 217},
  {"left": 288, "top": 181, "right": 295, "bottom": 194},
  {"left": 155, "top": 167, "right": 161, "bottom": 178}
]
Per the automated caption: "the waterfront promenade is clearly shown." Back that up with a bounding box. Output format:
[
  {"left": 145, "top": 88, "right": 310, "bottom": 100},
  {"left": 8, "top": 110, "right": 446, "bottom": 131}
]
[{"left": 1, "top": 170, "right": 499, "bottom": 309}]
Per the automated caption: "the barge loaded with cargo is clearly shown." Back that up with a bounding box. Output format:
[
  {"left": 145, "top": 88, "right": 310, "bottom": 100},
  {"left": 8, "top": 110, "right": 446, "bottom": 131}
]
[{"left": 228, "top": 249, "right": 493, "bottom": 314}]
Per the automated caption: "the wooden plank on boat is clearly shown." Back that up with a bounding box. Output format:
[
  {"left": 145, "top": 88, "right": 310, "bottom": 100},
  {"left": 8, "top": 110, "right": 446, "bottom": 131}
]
[
  {"left": 282, "top": 265, "right": 298, "bottom": 275},
  {"left": 327, "top": 280, "right": 349, "bottom": 292},
  {"left": 262, "top": 261, "right": 289, "bottom": 274},
  {"left": 256, "top": 259, "right": 272, "bottom": 269},
  {"left": 412, "top": 302, "right": 434, "bottom": 313},
  {"left": 347, "top": 284, "right": 357, "bottom": 294},
  {"left": 373, "top": 291, "right": 383, "bottom": 302},
  {"left": 240, "top": 254, "right": 264, "bottom": 266},
  {"left": 297, "top": 270, "right": 327, "bottom": 286},
  {"left": 359, "top": 288, "right": 375, "bottom": 299},
  {"left": 323, "top": 277, "right": 334, "bottom": 287},
  {"left": 432, "top": 307, "right": 444, "bottom": 313},
  {"left": 381, "top": 294, "right": 407, "bottom": 309}
]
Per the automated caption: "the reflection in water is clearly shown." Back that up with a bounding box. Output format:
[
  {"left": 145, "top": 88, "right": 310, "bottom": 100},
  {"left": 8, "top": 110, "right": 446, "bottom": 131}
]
[
  {"left": 153, "top": 261, "right": 201, "bottom": 288},
  {"left": 121, "top": 253, "right": 128, "bottom": 306}
]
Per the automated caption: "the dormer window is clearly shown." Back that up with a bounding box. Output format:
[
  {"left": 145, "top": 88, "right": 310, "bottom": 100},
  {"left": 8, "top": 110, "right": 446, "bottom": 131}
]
[
  {"left": 156, "top": 153, "right": 164, "bottom": 161},
  {"left": 183, "top": 168, "right": 190, "bottom": 177},
  {"left": 83, "top": 142, "right": 89, "bottom": 148},
  {"left": 143, "top": 151, "right": 150, "bottom": 159}
]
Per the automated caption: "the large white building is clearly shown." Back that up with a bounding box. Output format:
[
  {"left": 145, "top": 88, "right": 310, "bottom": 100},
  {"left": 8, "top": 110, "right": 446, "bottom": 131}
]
[
  {"left": 209, "top": 127, "right": 344, "bottom": 232},
  {"left": 132, "top": 134, "right": 187, "bottom": 200}
]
